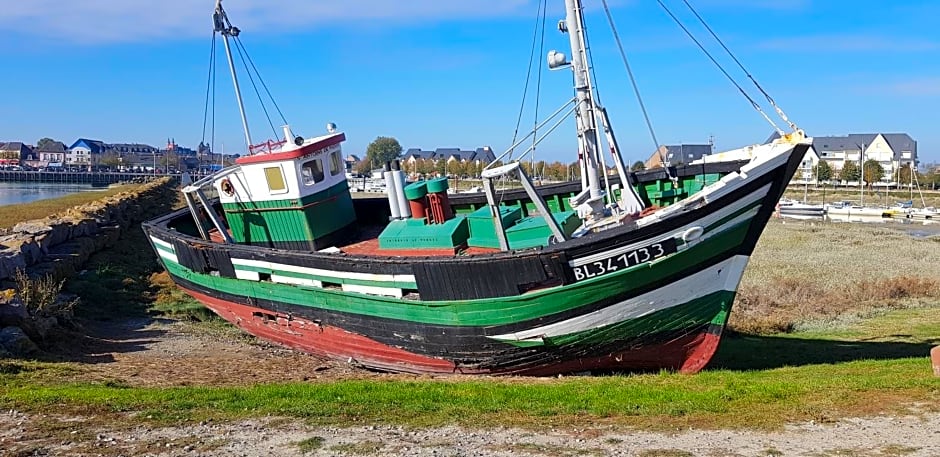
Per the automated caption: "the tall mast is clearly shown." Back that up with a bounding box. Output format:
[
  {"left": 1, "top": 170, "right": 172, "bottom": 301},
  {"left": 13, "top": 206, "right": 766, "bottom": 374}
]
[
  {"left": 564, "top": 0, "right": 604, "bottom": 204},
  {"left": 213, "top": 0, "right": 253, "bottom": 151}
]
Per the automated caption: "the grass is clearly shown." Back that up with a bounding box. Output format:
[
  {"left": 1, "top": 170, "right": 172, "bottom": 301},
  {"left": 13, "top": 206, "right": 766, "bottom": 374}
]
[
  {"left": 1, "top": 304, "right": 937, "bottom": 431},
  {"left": 296, "top": 436, "right": 325, "bottom": 453},
  {"left": 0, "top": 183, "right": 144, "bottom": 230}
]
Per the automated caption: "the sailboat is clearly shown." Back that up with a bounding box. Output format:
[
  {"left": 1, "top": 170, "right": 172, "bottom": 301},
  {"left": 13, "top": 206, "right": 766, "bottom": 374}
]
[{"left": 142, "top": 0, "right": 811, "bottom": 375}]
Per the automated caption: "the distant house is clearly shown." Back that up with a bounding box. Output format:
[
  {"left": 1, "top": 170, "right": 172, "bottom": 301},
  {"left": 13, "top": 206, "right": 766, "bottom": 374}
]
[
  {"left": 810, "top": 133, "right": 917, "bottom": 183},
  {"left": 0, "top": 142, "right": 33, "bottom": 166},
  {"left": 645, "top": 144, "right": 713, "bottom": 169},
  {"left": 344, "top": 154, "right": 360, "bottom": 172},
  {"left": 403, "top": 146, "right": 496, "bottom": 166},
  {"left": 67, "top": 138, "right": 106, "bottom": 167},
  {"left": 36, "top": 141, "right": 67, "bottom": 167}
]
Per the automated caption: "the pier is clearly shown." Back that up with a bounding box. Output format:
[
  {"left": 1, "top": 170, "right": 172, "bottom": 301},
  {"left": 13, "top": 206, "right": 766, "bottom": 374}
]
[{"left": 0, "top": 170, "right": 193, "bottom": 186}]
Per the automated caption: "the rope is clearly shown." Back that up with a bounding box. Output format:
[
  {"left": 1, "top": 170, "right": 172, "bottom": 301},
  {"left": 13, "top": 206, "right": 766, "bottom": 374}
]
[
  {"left": 680, "top": 0, "right": 797, "bottom": 132},
  {"left": 234, "top": 36, "right": 289, "bottom": 127},
  {"left": 600, "top": 0, "right": 667, "bottom": 169},
  {"left": 509, "top": 0, "right": 546, "bottom": 163},
  {"left": 232, "top": 37, "right": 279, "bottom": 140},
  {"left": 201, "top": 32, "right": 216, "bottom": 146},
  {"left": 656, "top": 0, "right": 784, "bottom": 136},
  {"left": 531, "top": 0, "right": 547, "bottom": 173}
]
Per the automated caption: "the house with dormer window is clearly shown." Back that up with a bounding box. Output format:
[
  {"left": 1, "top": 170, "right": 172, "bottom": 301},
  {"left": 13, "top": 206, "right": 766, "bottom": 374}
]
[
  {"left": 812, "top": 133, "right": 917, "bottom": 183},
  {"left": 67, "top": 138, "right": 106, "bottom": 167}
]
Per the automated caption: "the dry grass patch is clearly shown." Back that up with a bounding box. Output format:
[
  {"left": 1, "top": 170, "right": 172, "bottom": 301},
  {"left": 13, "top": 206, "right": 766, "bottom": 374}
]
[
  {"left": 732, "top": 220, "right": 940, "bottom": 334},
  {"left": 0, "top": 183, "right": 145, "bottom": 230},
  {"left": 638, "top": 449, "right": 695, "bottom": 457},
  {"left": 328, "top": 440, "right": 386, "bottom": 455}
]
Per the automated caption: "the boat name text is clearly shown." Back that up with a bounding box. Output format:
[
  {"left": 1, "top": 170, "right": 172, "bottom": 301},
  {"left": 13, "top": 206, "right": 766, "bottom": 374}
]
[{"left": 571, "top": 238, "right": 677, "bottom": 281}]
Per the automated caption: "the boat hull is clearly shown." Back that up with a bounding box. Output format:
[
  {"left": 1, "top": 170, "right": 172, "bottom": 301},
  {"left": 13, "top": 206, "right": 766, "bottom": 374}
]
[{"left": 143, "top": 142, "right": 807, "bottom": 375}]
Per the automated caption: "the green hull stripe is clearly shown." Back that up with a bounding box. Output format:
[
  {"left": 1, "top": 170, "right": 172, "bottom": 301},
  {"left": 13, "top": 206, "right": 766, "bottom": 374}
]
[
  {"left": 538, "top": 290, "right": 733, "bottom": 347},
  {"left": 162, "top": 217, "right": 753, "bottom": 327}
]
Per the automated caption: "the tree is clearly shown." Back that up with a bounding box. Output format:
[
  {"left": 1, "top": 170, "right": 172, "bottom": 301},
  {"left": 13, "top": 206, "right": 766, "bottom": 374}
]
[
  {"left": 99, "top": 152, "right": 122, "bottom": 169},
  {"left": 36, "top": 137, "right": 59, "bottom": 150},
  {"left": 897, "top": 163, "right": 914, "bottom": 186},
  {"left": 815, "top": 161, "right": 832, "bottom": 183},
  {"left": 631, "top": 161, "right": 646, "bottom": 171},
  {"left": 364, "top": 136, "right": 402, "bottom": 169},
  {"left": 840, "top": 161, "right": 860, "bottom": 183},
  {"left": 354, "top": 159, "right": 372, "bottom": 175},
  {"left": 862, "top": 159, "right": 885, "bottom": 189}
]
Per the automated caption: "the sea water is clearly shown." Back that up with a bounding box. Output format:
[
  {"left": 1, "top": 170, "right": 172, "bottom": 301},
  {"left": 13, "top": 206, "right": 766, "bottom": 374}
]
[{"left": 0, "top": 182, "right": 107, "bottom": 207}]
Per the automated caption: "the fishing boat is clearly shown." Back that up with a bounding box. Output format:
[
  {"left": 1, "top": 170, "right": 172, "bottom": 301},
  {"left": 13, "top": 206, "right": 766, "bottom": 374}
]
[{"left": 142, "top": 0, "right": 811, "bottom": 375}]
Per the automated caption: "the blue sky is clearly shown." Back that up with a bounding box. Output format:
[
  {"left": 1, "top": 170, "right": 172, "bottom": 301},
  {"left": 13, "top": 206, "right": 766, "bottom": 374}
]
[{"left": 1, "top": 0, "right": 937, "bottom": 165}]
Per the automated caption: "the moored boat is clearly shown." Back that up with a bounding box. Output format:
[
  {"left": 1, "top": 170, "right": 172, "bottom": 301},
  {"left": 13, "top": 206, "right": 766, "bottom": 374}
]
[
  {"left": 142, "top": 0, "right": 811, "bottom": 375},
  {"left": 777, "top": 198, "right": 825, "bottom": 220}
]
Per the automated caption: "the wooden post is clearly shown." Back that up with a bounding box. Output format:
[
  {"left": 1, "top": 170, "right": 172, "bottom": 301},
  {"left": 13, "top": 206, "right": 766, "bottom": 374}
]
[{"left": 931, "top": 346, "right": 940, "bottom": 377}]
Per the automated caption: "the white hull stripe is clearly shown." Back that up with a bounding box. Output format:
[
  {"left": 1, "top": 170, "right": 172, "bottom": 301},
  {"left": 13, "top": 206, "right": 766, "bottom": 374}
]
[
  {"left": 149, "top": 236, "right": 175, "bottom": 252},
  {"left": 570, "top": 183, "right": 771, "bottom": 267},
  {"left": 230, "top": 258, "right": 416, "bottom": 285},
  {"left": 490, "top": 255, "right": 750, "bottom": 342},
  {"left": 149, "top": 236, "right": 179, "bottom": 263}
]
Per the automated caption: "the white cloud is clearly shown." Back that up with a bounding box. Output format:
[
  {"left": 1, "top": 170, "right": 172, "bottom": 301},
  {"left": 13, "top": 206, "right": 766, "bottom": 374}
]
[
  {"left": 880, "top": 78, "right": 940, "bottom": 97},
  {"left": 0, "top": 0, "right": 536, "bottom": 45}
]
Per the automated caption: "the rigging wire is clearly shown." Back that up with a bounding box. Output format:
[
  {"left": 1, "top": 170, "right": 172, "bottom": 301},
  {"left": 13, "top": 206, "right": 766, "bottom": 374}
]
[
  {"left": 233, "top": 37, "right": 289, "bottom": 128},
  {"left": 600, "top": 0, "right": 667, "bottom": 169},
  {"left": 655, "top": 0, "right": 784, "bottom": 136},
  {"left": 531, "top": 0, "right": 548, "bottom": 174},
  {"left": 232, "top": 37, "right": 280, "bottom": 140},
  {"left": 509, "top": 0, "right": 548, "bottom": 163},
  {"left": 202, "top": 32, "right": 216, "bottom": 147},
  {"left": 679, "top": 0, "right": 797, "bottom": 131}
]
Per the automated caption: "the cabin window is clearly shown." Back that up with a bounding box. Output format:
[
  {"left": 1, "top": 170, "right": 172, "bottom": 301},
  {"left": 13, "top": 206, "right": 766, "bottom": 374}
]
[
  {"left": 330, "top": 150, "right": 342, "bottom": 176},
  {"left": 264, "top": 166, "right": 287, "bottom": 192},
  {"left": 301, "top": 159, "right": 324, "bottom": 185}
]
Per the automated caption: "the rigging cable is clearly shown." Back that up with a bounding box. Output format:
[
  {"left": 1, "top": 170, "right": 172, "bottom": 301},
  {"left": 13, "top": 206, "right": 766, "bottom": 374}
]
[
  {"left": 202, "top": 32, "right": 216, "bottom": 147},
  {"left": 201, "top": 31, "right": 219, "bottom": 160},
  {"left": 509, "top": 0, "right": 548, "bottom": 163},
  {"left": 600, "top": 0, "right": 669, "bottom": 171},
  {"left": 233, "top": 36, "right": 289, "bottom": 128},
  {"left": 531, "top": 0, "right": 548, "bottom": 173},
  {"left": 655, "top": 0, "right": 784, "bottom": 136},
  {"left": 231, "top": 37, "right": 280, "bottom": 140},
  {"left": 680, "top": 0, "right": 797, "bottom": 132}
]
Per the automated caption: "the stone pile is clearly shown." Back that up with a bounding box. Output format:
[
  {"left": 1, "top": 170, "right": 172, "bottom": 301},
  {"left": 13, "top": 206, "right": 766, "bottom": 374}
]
[{"left": 0, "top": 178, "right": 176, "bottom": 356}]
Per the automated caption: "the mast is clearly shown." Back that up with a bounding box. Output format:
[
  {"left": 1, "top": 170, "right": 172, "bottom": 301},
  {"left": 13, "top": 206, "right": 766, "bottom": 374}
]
[
  {"left": 564, "top": 0, "right": 604, "bottom": 207},
  {"left": 213, "top": 0, "right": 253, "bottom": 151}
]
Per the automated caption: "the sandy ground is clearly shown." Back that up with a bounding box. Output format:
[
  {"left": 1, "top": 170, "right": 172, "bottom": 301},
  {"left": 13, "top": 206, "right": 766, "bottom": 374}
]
[{"left": 2, "top": 318, "right": 938, "bottom": 457}]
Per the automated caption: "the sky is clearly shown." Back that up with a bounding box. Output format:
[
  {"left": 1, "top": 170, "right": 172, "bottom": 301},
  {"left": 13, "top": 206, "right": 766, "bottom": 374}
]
[{"left": 0, "top": 0, "right": 938, "bottom": 166}]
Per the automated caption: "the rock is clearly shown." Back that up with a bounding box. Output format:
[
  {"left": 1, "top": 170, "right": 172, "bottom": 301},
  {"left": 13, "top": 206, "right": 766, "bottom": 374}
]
[
  {"left": 27, "top": 316, "right": 59, "bottom": 341},
  {"left": 932, "top": 346, "right": 940, "bottom": 377},
  {"left": 11, "top": 222, "right": 52, "bottom": 237},
  {"left": 0, "top": 326, "right": 40, "bottom": 356},
  {"left": 0, "top": 294, "right": 29, "bottom": 327},
  {"left": 0, "top": 250, "right": 27, "bottom": 282}
]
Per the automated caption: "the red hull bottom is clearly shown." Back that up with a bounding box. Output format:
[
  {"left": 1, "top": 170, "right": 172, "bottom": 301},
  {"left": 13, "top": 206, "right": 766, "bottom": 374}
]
[{"left": 181, "top": 286, "right": 721, "bottom": 376}]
